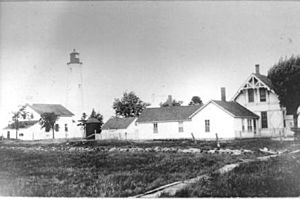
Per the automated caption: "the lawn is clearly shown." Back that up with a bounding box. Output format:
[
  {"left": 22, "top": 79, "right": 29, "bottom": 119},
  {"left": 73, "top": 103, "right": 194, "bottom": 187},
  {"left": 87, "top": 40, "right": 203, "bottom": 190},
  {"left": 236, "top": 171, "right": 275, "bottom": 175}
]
[
  {"left": 172, "top": 152, "right": 300, "bottom": 197},
  {"left": 0, "top": 138, "right": 297, "bottom": 197}
]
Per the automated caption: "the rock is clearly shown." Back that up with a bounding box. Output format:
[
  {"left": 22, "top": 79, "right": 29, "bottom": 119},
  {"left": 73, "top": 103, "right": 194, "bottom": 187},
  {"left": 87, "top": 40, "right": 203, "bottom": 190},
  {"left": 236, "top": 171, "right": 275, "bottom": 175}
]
[
  {"left": 169, "top": 147, "right": 178, "bottom": 152},
  {"left": 154, "top": 147, "right": 161, "bottom": 152},
  {"left": 161, "top": 148, "right": 171, "bottom": 152},
  {"left": 259, "top": 148, "right": 277, "bottom": 155},
  {"left": 179, "top": 148, "right": 201, "bottom": 153},
  {"left": 119, "top": 148, "right": 128, "bottom": 152},
  {"left": 207, "top": 149, "right": 216, "bottom": 154},
  {"left": 243, "top": 149, "right": 253, "bottom": 153},
  {"left": 232, "top": 150, "right": 242, "bottom": 155},
  {"left": 109, "top": 147, "right": 117, "bottom": 152},
  {"left": 145, "top": 148, "right": 154, "bottom": 152}
]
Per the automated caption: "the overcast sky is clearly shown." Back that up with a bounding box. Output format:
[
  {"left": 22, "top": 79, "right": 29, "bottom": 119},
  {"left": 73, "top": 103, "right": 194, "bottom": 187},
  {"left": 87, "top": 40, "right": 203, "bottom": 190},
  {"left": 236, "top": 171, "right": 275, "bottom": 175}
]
[{"left": 1, "top": 1, "right": 300, "bottom": 127}]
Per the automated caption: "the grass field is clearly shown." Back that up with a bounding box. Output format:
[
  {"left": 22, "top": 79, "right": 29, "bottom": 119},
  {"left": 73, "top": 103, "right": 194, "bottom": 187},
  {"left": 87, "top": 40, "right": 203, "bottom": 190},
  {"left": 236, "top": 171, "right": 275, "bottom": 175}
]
[
  {"left": 173, "top": 153, "right": 300, "bottom": 197},
  {"left": 0, "top": 138, "right": 298, "bottom": 197}
]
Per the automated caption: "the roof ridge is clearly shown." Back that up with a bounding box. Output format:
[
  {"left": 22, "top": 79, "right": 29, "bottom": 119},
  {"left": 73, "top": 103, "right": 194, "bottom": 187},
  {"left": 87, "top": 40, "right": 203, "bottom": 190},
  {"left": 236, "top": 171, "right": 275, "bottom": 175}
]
[
  {"left": 212, "top": 100, "right": 259, "bottom": 118},
  {"left": 147, "top": 105, "right": 202, "bottom": 109},
  {"left": 32, "top": 103, "right": 63, "bottom": 105}
]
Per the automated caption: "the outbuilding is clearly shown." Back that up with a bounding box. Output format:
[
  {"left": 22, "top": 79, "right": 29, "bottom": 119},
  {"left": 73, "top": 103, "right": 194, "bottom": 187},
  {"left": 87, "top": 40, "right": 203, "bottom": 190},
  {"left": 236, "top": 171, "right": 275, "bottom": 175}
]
[
  {"left": 85, "top": 118, "right": 102, "bottom": 140},
  {"left": 96, "top": 117, "right": 137, "bottom": 140}
]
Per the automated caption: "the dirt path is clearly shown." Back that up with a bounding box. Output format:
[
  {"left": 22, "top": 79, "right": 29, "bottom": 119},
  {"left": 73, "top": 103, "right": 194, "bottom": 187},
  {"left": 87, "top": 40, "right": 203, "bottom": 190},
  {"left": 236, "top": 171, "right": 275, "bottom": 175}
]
[{"left": 133, "top": 150, "right": 294, "bottom": 198}]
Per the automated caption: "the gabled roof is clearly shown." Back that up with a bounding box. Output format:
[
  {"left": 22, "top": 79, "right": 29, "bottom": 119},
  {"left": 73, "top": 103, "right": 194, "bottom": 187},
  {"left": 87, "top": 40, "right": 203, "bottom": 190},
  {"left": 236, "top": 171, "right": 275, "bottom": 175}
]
[
  {"left": 212, "top": 100, "right": 259, "bottom": 119},
  {"left": 29, "top": 104, "right": 74, "bottom": 117},
  {"left": 4, "top": 120, "right": 39, "bottom": 130},
  {"left": 232, "top": 72, "right": 275, "bottom": 101},
  {"left": 136, "top": 105, "right": 202, "bottom": 123},
  {"left": 253, "top": 73, "right": 274, "bottom": 90},
  {"left": 102, "top": 117, "right": 136, "bottom": 130}
]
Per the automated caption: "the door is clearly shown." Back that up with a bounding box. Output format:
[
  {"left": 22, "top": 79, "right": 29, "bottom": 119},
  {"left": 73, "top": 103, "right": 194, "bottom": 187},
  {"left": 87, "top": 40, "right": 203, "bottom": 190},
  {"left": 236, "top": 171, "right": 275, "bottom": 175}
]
[
  {"left": 253, "top": 119, "right": 257, "bottom": 134},
  {"left": 7, "top": 131, "right": 10, "bottom": 139}
]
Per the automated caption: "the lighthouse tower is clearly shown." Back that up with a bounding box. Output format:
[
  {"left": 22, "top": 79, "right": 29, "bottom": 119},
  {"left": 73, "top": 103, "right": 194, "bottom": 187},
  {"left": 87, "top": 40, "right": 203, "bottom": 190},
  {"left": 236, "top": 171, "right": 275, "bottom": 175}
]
[{"left": 66, "top": 49, "right": 84, "bottom": 120}]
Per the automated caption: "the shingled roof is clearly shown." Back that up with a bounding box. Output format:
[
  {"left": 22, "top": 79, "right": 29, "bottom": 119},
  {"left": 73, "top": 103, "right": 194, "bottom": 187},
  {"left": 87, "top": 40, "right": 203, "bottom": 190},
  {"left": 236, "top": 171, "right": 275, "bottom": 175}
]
[
  {"left": 212, "top": 100, "right": 259, "bottom": 118},
  {"left": 136, "top": 105, "right": 202, "bottom": 123},
  {"left": 102, "top": 117, "right": 136, "bottom": 130},
  {"left": 4, "top": 120, "right": 39, "bottom": 130},
  {"left": 29, "top": 104, "right": 74, "bottom": 117}
]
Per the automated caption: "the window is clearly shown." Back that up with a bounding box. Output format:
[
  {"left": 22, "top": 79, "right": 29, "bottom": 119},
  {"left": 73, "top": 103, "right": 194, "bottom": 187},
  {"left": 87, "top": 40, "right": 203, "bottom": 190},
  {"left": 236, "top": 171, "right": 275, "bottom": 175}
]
[
  {"left": 153, "top": 123, "right": 158, "bottom": 133},
  {"left": 259, "top": 88, "right": 266, "bottom": 102},
  {"left": 247, "top": 119, "right": 252, "bottom": 131},
  {"left": 19, "top": 133, "right": 24, "bottom": 137},
  {"left": 261, "top": 112, "right": 268, "bottom": 129},
  {"left": 45, "top": 125, "right": 50, "bottom": 132},
  {"left": 64, "top": 124, "right": 68, "bottom": 132},
  {"left": 242, "top": 119, "right": 245, "bottom": 131},
  {"left": 205, "top": 120, "right": 210, "bottom": 132},
  {"left": 178, "top": 122, "right": 184, "bottom": 132},
  {"left": 248, "top": 89, "right": 254, "bottom": 102},
  {"left": 55, "top": 124, "right": 59, "bottom": 132}
]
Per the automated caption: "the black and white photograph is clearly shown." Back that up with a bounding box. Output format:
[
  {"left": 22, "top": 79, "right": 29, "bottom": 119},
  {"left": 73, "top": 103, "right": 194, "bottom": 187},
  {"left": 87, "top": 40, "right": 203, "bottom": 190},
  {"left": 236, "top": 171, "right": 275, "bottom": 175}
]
[{"left": 0, "top": 0, "right": 300, "bottom": 197}]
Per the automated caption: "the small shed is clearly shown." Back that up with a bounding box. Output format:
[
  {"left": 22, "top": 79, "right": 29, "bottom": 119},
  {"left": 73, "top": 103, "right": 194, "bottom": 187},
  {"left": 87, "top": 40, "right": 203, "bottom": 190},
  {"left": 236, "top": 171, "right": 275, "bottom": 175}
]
[
  {"left": 98, "top": 117, "right": 137, "bottom": 140},
  {"left": 85, "top": 118, "right": 101, "bottom": 140}
]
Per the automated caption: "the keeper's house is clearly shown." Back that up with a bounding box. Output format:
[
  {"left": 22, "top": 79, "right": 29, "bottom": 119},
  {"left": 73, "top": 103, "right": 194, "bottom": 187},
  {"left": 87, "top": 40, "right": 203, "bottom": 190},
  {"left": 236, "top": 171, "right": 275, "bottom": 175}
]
[
  {"left": 135, "top": 89, "right": 260, "bottom": 140},
  {"left": 232, "top": 64, "right": 295, "bottom": 137},
  {"left": 134, "top": 64, "right": 296, "bottom": 140},
  {"left": 3, "top": 104, "right": 83, "bottom": 140}
]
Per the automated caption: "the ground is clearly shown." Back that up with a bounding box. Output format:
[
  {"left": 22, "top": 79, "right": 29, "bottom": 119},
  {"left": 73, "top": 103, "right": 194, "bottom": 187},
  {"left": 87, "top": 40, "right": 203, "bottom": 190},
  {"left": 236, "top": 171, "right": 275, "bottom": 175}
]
[{"left": 0, "top": 138, "right": 299, "bottom": 197}]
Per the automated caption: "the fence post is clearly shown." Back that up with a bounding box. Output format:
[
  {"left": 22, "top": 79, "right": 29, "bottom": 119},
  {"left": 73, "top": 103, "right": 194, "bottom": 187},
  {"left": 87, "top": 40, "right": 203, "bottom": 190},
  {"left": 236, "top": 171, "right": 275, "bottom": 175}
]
[
  {"left": 279, "top": 129, "right": 282, "bottom": 143},
  {"left": 191, "top": 133, "right": 197, "bottom": 144},
  {"left": 215, "top": 133, "right": 220, "bottom": 149}
]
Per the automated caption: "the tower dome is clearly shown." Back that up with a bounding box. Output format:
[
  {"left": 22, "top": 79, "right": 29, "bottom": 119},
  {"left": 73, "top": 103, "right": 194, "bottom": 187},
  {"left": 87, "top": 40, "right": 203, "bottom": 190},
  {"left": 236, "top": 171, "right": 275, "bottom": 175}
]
[{"left": 67, "top": 49, "right": 82, "bottom": 65}]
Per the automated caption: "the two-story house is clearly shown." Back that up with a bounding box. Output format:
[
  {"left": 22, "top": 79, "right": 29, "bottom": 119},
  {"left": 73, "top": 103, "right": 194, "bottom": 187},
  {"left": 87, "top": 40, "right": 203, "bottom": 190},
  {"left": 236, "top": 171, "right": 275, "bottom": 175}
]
[{"left": 232, "top": 64, "right": 294, "bottom": 137}]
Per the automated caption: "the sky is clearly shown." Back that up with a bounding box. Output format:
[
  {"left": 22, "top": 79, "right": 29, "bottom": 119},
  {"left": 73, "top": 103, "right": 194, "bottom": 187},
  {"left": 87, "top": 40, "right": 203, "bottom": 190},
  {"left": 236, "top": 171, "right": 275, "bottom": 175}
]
[{"left": 1, "top": 1, "right": 300, "bottom": 128}]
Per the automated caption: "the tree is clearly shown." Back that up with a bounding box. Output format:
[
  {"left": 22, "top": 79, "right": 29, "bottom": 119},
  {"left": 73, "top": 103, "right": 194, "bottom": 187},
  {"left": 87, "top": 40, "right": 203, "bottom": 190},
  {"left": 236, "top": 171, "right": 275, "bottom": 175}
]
[
  {"left": 113, "top": 91, "right": 150, "bottom": 117},
  {"left": 78, "top": 109, "right": 104, "bottom": 127},
  {"left": 189, "top": 96, "right": 203, "bottom": 106},
  {"left": 39, "top": 112, "right": 59, "bottom": 139},
  {"left": 77, "top": 112, "right": 88, "bottom": 127},
  {"left": 160, "top": 96, "right": 183, "bottom": 107},
  {"left": 89, "top": 109, "right": 104, "bottom": 127},
  {"left": 11, "top": 105, "right": 29, "bottom": 139},
  {"left": 268, "top": 55, "right": 300, "bottom": 128}
]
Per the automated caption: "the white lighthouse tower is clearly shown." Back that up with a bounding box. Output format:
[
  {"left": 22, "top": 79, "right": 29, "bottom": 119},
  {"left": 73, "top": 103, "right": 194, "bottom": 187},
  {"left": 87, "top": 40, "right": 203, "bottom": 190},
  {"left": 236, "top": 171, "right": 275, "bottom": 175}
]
[{"left": 66, "top": 49, "right": 84, "bottom": 120}]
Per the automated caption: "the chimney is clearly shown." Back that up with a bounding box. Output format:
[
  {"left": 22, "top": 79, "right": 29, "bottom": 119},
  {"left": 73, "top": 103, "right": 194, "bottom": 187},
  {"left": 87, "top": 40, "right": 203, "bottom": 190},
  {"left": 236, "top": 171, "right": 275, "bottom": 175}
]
[
  {"left": 255, "top": 64, "right": 260, "bottom": 74},
  {"left": 167, "top": 95, "right": 172, "bottom": 106},
  {"left": 221, "top": 87, "right": 226, "bottom": 101}
]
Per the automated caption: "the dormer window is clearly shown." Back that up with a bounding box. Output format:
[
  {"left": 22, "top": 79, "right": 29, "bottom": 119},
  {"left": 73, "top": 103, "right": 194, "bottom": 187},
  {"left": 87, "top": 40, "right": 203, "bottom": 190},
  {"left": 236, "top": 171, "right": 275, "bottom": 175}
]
[
  {"left": 259, "top": 88, "right": 266, "bottom": 102},
  {"left": 248, "top": 89, "right": 254, "bottom": 103}
]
